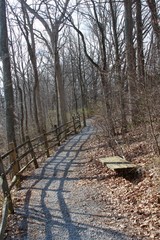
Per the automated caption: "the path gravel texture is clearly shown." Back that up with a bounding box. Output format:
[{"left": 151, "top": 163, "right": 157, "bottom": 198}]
[{"left": 11, "top": 120, "right": 137, "bottom": 240}]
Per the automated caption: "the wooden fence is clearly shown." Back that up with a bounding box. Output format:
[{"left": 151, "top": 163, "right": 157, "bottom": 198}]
[{"left": 0, "top": 115, "right": 81, "bottom": 239}]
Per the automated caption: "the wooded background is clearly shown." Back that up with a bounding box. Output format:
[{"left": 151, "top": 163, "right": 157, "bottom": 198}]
[{"left": 0, "top": 0, "right": 160, "bottom": 153}]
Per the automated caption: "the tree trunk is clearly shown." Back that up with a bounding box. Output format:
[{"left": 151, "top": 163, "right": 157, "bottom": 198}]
[
  {"left": 124, "top": 0, "right": 136, "bottom": 125},
  {"left": 146, "top": 0, "right": 160, "bottom": 50},
  {"left": 0, "top": 0, "right": 16, "bottom": 145},
  {"left": 136, "top": 0, "right": 145, "bottom": 85},
  {"left": 55, "top": 69, "right": 61, "bottom": 126},
  {"left": 24, "top": 7, "right": 45, "bottom": 133},
  {"left": 54, "top": 42, "right": 67, "bottom": 126},
  {"left": 9, "top": 31, "right": 25, "bottom": 142},
  {"left": 109, "top": 0, "right": 127, "bottom": 133},
  {"left": 70, "top": 53, "right": 78, "bottom": 114},
  {"left": 91, "top": 0, "right": 115, "bottom": 135}
]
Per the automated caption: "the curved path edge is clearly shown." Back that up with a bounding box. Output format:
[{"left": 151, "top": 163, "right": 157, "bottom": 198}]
[{"left": 9, "top": 120, "right": 137, "bottom": 240}]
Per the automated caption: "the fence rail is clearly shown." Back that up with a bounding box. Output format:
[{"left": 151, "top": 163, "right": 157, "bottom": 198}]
[{"left": 0, "top": 115, "right": 81, "bottom": 239}]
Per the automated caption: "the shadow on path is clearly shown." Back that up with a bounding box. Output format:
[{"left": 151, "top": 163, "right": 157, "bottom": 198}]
[{"left": 14, "top": 122, "right": 137, "bottom": 240}]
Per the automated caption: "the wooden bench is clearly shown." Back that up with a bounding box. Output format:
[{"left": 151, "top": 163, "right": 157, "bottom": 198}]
[{"left": 99, "top": 156, "right": 136, "bottom": 170}]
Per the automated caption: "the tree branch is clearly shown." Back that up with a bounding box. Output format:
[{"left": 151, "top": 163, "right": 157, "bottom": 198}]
[
  {"left": 20, "top": 0, "right": 52, "bottom": 36},
  {"left": 68, "top": 18, "right": 100, "bottom": 71}
]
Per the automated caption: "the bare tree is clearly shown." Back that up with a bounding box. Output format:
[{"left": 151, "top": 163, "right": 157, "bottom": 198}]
[
  {"left": 136, "top": 0, "right": 145, "bottom": 86},
  {"left": 9, "top": 29, "right": 25, "bottom": 142},
  {"left": 109, "top": 0, "right": 127, "bottom": 133},
  {"left": 146, "top": 0, "right": 160, "bottom": 50},
  {"left": 0, "top": 0, "right": 16, "bottom": 145},
  {"left": 69, "top": 0, "right": 116, "bottom": 135},
  {"left": 124, "top": 0, "right": 136, "bottom": 124},
  {"left": 9, "top": 2, "right": 46, "bottom": 134},
  {"left": 20, "top": 0, "right": 70, "bottom": 126}
]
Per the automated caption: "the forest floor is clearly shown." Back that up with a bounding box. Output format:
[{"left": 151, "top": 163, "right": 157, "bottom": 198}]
[
  {"left": 2, "top": 118, "right": 160, "bottom": 239},
  {"left": 77, "top": 123, "right": 160, "bottom": 240}
]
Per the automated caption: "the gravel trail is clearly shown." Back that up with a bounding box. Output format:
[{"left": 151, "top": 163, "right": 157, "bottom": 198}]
[{"left": 12, "top": 121, "right": 137, "bottom": 240}]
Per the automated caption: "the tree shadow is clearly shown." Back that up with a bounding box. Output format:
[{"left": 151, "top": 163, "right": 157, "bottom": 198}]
[{"left": 14, "top": 125, "right": 139, "bottom": 240}]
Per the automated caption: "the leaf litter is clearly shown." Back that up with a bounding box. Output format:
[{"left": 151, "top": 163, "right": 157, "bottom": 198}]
[{"left": 77, "top": 127, "right": 160, "bottom": 240}]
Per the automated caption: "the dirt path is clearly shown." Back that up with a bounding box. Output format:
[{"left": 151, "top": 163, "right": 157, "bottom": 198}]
[{"left": 7, "top": 121, "right": 138, "bottom": 240}]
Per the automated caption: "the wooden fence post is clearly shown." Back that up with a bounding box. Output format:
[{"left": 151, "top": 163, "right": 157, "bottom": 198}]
[
  {"left": 77, "top": 114, "right": 81, "bottom": 128},
  {"left": 8, "top": 142, "right": 21, "bottom": 189},
  {"left": 72, "top": 116, "right": 77, "bottom": 134},
  {"left": 54, "top": 125, "right": 60, "bottom": 146},
  {"left": 0, "top": 156, "right": 14, "bottom": 214},
  {"left": 43, "top": 130, "right": 50, "bottom": 158},
  {"left": 26, "top": 136, "right": 38, "bottom": 169},
  {"left": 65, "top": 123, "right": 68, "bottom": 140}
]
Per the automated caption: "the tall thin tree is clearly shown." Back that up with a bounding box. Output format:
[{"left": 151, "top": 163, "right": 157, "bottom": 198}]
[{"left": 0, "top": 0, "right": 16, "bottom": 145}]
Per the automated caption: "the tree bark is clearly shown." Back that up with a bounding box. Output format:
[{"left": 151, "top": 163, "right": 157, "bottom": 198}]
[
  {"left": 0, "top": 0, "right": 16, "bottom": 145},
  {"left": 136, "top": 0, "right": 145, "bottom": 86},
  {"left": 146, "top": 0, "right": 160, "bottom": 50},
  {"left": 54, "top": 25, "right": 67, "bottom": 125},
  {"left": 124, "top": 0, "right": 136, "bottom": 125}
]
